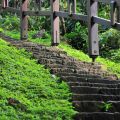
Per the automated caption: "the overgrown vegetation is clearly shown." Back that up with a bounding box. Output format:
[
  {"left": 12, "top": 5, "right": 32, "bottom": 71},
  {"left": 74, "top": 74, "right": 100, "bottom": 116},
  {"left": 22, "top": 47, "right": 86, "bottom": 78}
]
[
  {"left": 0, "top": 1, "right": 120, "bottom": 119},
  {"left": 98, "top": 102, "right": 113, "bottom": 112},
  {"left": 1, "top": 29, "right": 120, "bottom": 78},
  {"left": 59, "top": 43, "right": 120, "bottom": 78},
  {"left": 0, "top": 39, "right": 76, "bottom": 120}
]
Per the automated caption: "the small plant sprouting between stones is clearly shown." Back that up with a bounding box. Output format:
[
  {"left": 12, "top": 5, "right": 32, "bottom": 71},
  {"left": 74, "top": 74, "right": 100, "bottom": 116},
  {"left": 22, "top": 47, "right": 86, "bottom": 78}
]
[{"left": 99, "top": 102, "right": 113, "bottom": 112}]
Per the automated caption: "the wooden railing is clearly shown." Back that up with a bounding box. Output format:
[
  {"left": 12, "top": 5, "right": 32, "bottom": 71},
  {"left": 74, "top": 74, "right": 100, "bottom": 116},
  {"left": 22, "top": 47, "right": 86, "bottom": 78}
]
[{"left": 0, "top": 0, "right": 120, "bottom": 61}]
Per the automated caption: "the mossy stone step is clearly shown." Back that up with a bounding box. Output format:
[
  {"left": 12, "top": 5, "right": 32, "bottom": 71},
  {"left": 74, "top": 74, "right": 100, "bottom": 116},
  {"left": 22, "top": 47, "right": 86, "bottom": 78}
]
[
  {"left": 68, "top": 82, "right": 119, "bottom": 88},
  {"left": 73, "top": 101, "right": 120, "bottom": 112},
  {"left": 61, "top": 76, "right": 120, "bottom": 84},
  {"left": 74, "top": 112, "right": 120, "bottom": 120},
  {"left": 72, "top": 94, "right": 120, "bottom": 101},
  {"left": 56, "top": 72, "right": 101, "bottom": 78},
  {"left": 71, "top": 86, "right": 120, "bottom": 95}
]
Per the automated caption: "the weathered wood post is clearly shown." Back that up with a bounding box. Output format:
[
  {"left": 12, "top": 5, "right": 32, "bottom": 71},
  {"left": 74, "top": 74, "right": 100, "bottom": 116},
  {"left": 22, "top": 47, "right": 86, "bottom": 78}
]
[
  {"left": 2, "top": 0, "right": 8, "bottom": 8},
  {"left": 68, "top": 0, "right": 76, "bottom": 14},
  {"left": 87, "top": 0, "right": 99, "bottom": 62},
  {"left": 51, "top": 0, "right": 60, "bottom": 46},
  {"left": 117, "top": 7, "right": 120, "bottom": 22},
  {"left": 72, "top": 0, "right": 76, "bottom": 13},
  {"left": 20, "top": 0, "right": 28, "bottom": 40},
  {"left": 110, "top": 1, "right": 116, "bottom": 26},
  {"left": 116, "top": 0, "right": 120, "bottom": 22},
  {"left": 68, "top": 0, "right": 72, "bottom": 14},
  {"left": 67, "top": 0, "right": 76, "bottom": 15}
]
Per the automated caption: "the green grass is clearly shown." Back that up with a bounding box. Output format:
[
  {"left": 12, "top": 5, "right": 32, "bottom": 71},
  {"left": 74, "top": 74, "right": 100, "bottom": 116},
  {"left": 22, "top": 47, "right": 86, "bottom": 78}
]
[
  {"left": 2, "top": 30, "right": 51, "bottom": 46},
  {"left": 0, "top": 39, "right": 76, "bottom": 120},
  {"left": 2, "top": 29, "right": 120, "bottom": 78},
  {"left": 59, "top": 43, "right": 120, "bottom": 78}
]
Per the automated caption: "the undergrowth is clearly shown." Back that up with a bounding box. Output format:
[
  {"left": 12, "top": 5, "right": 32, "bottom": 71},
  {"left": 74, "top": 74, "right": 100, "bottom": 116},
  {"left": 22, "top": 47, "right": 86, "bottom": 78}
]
[
  {"left": 0, "top": 39, "right": 76, "bottom": 120},
  {"left": 1, "top": 29, "right": 120, "bottom": 78}
]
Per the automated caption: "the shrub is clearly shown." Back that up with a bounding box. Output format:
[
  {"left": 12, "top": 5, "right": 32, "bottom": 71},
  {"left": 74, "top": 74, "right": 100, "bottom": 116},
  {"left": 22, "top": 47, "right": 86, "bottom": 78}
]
[
  {"left": 64, "top": 22, "right": 88, "bottom": 52},
  {"left": 100, "top": 29, "right": 120, "bottom": 57}
]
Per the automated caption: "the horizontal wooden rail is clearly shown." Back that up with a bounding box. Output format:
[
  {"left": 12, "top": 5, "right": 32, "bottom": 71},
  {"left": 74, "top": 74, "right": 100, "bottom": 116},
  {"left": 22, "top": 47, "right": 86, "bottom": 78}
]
[
  {"left": 93, "top": 16, "right": 120, "bottom": 30},
  {"left": 24, "top": 11, "right": 51, "bottom": 16},
  {"left": 93, "top": 0, "right": 120, "bottom": 6},
  {"left": 93, "top": 0, "right": 111, "bottom": 4},
  {"left": 72, "top": 13, "right": 88, "bottom": 21},
  {"left": 55, "top": 11, "right": 88, "bottom": 21},
  {"left": 0, "top": 4, "right": 20, "bottom": 14},
  {"left": 0, "top": 4, "right": 51, "bottom": 16},
  {"left": 55, "top": 11, "right": 69, "bottom": 18},
  {"left": 93, "top": 16, "right": 111, "bottom": 26}
]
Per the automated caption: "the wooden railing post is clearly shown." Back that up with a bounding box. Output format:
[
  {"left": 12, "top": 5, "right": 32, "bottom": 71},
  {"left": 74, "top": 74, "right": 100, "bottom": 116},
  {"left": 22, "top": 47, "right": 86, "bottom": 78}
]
[
  {"left": 116, "top": 0, "right": 120, "bottom": 22},
  {"left": 87, "top": 0, "right": 99, "bottom": 61},
  {"left": 110, "top": 1, "right": 116, "bottom": 26},
  {"left": 68, "top": 0, "right": 76, "bottom": 14},
  {"left": 68, "top": 0, "right": 71, "bottom": 14},
  {"left": 72, "top": 0, "right": 76, "bottom": 13},
  {"left": 2, "top": 0, "right": 8, "bottom": 8},
  {"left": 51, "top": 0, "right": 60, "bottom": 46},
  {"left": 20, "top": 0, "right": 28, "bottom": 40}
]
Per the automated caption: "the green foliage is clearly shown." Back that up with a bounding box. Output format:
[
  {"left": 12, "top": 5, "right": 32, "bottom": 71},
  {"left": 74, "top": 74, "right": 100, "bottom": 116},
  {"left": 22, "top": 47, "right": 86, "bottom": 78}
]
[
  {"left": 29, "top": 30, "right": 51, "bottom": 45},
  {"left": 64, "top": 22, "right": 88, "bottom": 52},
  {"left": 0, "top": 14, "right": 50, "bottom": 31},
  {"left": 98, "top": 102, "right": 113, "bottom": 112},
  {"left": 59, "top": 43, "right": 91, "bottom": 62},
  {"left": 100, "top": 29, "right": 120, "bottom": 60},
  {"left": 0, "top": 39, "right": 76, "bottom": 120},
  {"left": 0, "top": 28, "right": 3, "bottom": 33},
  {"left": 0, "top": 14, "right": 20, "bottom": 30},
  {"left": 98, "top": 4, "right": 110, "bottom": 19},
  {"left": 3, "top": 30, "right": 20, "bottom": 40},
  {"left": 28, "top": 16, "right": 51, "bottom": 31},
  {"left": 2, "top": 30, "right": 51, "bottom": 46},
  {"left": 59, "top": 43, "right": 120, "bottom": 78},
  {"left": 100, "top": 29, "right": 120, "bottom": 50},
  {"left": 1, "top": 29, "right": 120, "bottom": 77},
  {"left": 107, "top": 49, "right": 120, "bottom": 62}
]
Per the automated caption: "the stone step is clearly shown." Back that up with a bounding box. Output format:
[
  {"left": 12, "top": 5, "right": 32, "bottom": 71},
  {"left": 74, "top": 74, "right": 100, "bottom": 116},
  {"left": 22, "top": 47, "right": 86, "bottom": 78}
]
[
  {"left": 71, "top": 86, "right": 120, "bottom": 95},
  {"left": 33, "top": 51, "right": 64, "bottom": 58},
  {"left": 73, "top": 101, "right": 120, "bottom": 112},
  {"left": 38, "top": 58, "right": 98, "bottom": 70},
  {"left": 38, "top": 58, "right": 63, "bottom": 65},
  {"left": 52, "top": 68, "right": 97, "bottom": 75},
  {"left": 68, "top": 82, "right": 119, "bottom": 88},
  {"left": 74, "top": 112, "right": 120, "bottom": 120},
  {"left": 72, "top": 94, "right": 120, "bottom": 101},
  {"left": 61, "top": 76, "right": 120, "bottom": 84},
  {"left": 57, "top": 73, "right": 102, "bottom": 79},
  {"left": 54, "top": 70, "right": 117, "bottom": 80},
  {"left": 45, "top": 64, "right": 77, "bottom": 70}
]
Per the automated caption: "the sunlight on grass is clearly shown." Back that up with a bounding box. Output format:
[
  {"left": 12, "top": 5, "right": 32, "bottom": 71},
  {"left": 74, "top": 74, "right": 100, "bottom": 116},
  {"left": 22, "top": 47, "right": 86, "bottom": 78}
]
[
  {"left": 59, "top": 42, "right": 120, "bottom": 78},
  {"left": 0, "top": 38, "right": 76, "bottom": 119},
  {"left": 1, "top": 29, "right": 120, "bottom": 78}
]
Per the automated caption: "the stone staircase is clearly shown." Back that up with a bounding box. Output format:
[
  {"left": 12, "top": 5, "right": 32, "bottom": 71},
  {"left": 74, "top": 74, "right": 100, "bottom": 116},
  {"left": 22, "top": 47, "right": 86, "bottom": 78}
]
[{"left": 1, "top": 34, "right": 120, "bottom": 120}]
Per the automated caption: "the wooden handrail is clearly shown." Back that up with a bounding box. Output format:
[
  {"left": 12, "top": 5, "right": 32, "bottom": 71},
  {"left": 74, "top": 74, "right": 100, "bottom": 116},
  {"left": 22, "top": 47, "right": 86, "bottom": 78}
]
[{"left": 0, "top": 0, "right": 120, "bottom": 60}]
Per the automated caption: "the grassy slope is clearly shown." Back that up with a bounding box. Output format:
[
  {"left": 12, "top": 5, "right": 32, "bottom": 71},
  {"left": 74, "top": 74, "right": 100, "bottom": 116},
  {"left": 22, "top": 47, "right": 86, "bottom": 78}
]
[
  {"left": 0, "top": 39, "right": 76, "bottom": 120},
  {"left": 2, "top": 30, "right": 120, "bottom": 78},
  {"left": 59, "top": 43, "right": 120, "bottom": 78}
]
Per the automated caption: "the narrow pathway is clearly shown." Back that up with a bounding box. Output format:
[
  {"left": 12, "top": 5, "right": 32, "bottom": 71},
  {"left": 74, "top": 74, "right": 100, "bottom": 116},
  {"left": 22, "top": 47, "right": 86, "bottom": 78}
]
[{"left": 1, "top": 34, "right": 120, "bottom": 120}]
